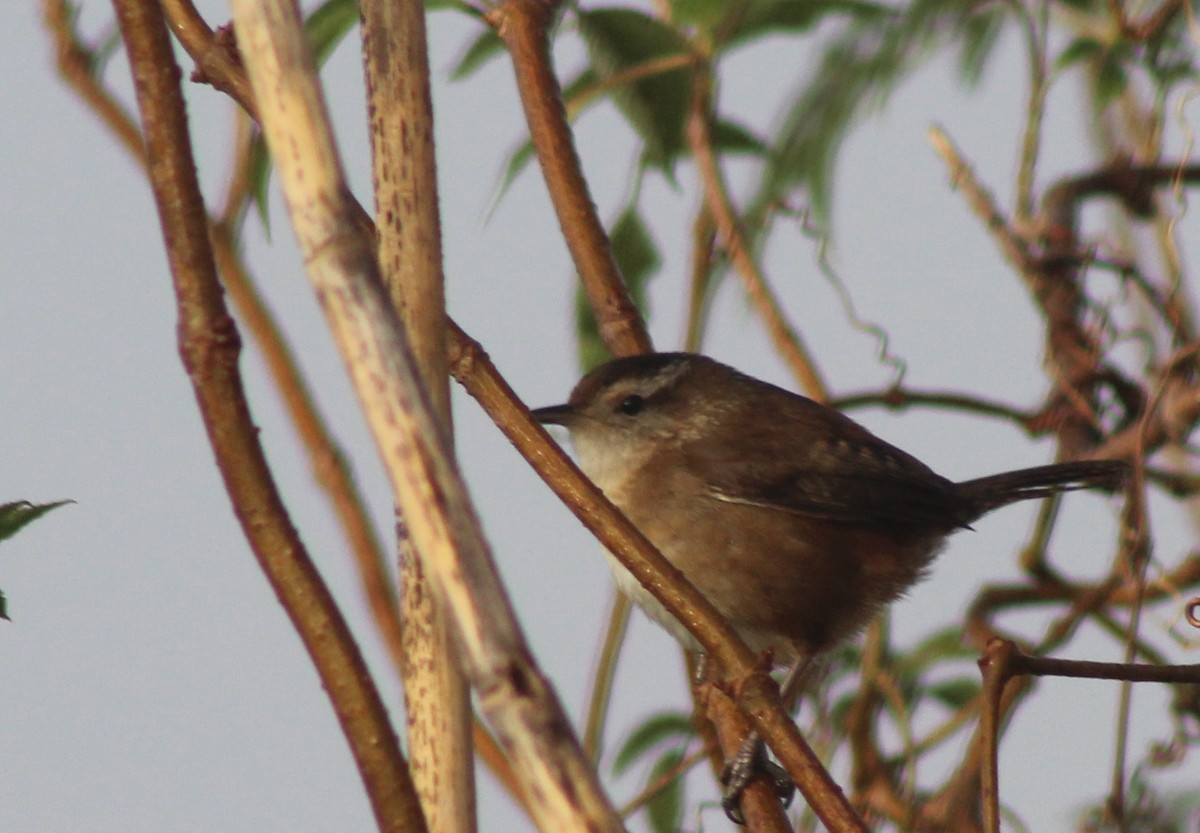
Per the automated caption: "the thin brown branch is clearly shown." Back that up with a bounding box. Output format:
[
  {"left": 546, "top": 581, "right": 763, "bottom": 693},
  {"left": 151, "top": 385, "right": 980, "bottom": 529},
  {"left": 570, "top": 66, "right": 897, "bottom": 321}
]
[
  {"left": 833, "top": 387, "right": 1039, "bottom": 431},
  {"left": 210, "top": 223, "right": 406, "bottom": 674},
  {"left": 844, "top": 623, "right": 901, "bottom": 823},
  {"left": 617, "top": 744, "right": 713, "bottom": 818},
  {"left": 488, "top": 0, "right": 652, "bottom": 359},
  {"left": 160, "top": 0, "right": 258, "bottom": 117},
  {"left": 109, "top": 2, "right": 422, "bottom": 831},
  {"left": 682, "top": 201, "right": 716, "bottom": 352},
  {"left": 987, "top": 637, "right": 1200, "bottom": 686},
  {"left": 977, "top": 640, "right": 1014, "bottom": 833},
  {"left": 928, "top": 126, "right": 1032, "bottom": 278},
  {"left": 1010, "top": 0, "right": 1048, "bottom": 224},
  {"left": 44, "top": 0, "right": 145, "bottom": 170},
  {"left": 687, "top": 66, "right": 828, "bottom": 401},
  {"left": 566, "top": 52, "right": 694, "bottom": 116},
  {"left": 929, "top": 126, "right": 1113, "bottom": 457},
  {"left": 1040, "top": 160, "right": 1200, "bottom": 243}
]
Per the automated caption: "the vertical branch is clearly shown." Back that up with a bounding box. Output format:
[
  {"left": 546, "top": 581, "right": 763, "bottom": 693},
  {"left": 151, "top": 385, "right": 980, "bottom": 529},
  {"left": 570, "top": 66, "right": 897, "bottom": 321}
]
[
  {"left": 360, "top": 2, "right": 475, "bottom": 831},
  {"left": 109, "top": 2, "right": 421, "bottom": 831},
  {"left": 228, "top": 2, "right": 625, "bottom": 831},
  {"left": 977, "top": 640, "right": 1013, "bottom": 833},
  {"left": 703, "top": 680, "right": 795, "bottom": 833},
  {"left": 489, "top": 0, "right": 652, "bottom": 358}
]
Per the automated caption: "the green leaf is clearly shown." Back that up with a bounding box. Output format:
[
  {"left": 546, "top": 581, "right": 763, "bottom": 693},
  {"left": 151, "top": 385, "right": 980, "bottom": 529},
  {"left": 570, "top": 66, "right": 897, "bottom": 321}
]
[
  {"left": 486, "top": 139, "right": 536, "bottom": 219},
  {"left": 1056, "top": 37, "right": 1105, "bottom": 70},
  {"left": 450, "top": 28, "right": 505, "bottom": 80},
  {"left": 743, "top": 0, "right": 1005, "bottom": 225},
  {"left": 0, "top": 500, "right": 73, "bottom": 543},
  {"left": 928, "top": 678, "right": 981, "bottom": 709},
  {"left": 248, "top": 133, "right": 273, "bottom": 235},
  {"left": 711, "top": 118, "right": 770, "bottom": 157},
  {"left": 1095, "top": 50, "right": 1130, "bottom": 106},
  {"left": 306, "top": 0, "right": 359, "bottom": 67},
  {"left": 893, "top": 626, "right": 976, "bottom": 682},
  {"left": 575, "top": 208, "right": 660, "bottom": 371},
  {"left": 576, "top": 8, "right": 693, "bottom": 170},
  {"left": 956, "top": 5, "right": 1007, "bottom": 84},
  {"left": 723, "top": 0, "right": 890, "bottom": 49},
  {"left": 611, "top": 207, "right": 662, "bottom": 288},
  {"left": 612, "top": 711, "right": 694, "bottom": 775},
  {"left": 646, "top": 748, "right": 686, "bottom": 833},
  {"left": 425, "top": 0, "right": 480, "bottom": 11},
  {"left": 670, "top": 0, "right": 726, "bottom": 28}
]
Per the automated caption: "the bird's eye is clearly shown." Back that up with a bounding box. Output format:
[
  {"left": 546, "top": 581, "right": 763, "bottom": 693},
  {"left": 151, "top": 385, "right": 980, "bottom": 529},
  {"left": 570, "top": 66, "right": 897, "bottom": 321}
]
[{"left": 618, "top": 395, "right": 645, "bottom": 416}]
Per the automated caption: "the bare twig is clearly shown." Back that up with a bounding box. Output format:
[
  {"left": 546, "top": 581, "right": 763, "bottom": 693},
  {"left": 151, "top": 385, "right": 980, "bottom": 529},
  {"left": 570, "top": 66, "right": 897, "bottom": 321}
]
[
  {"left": 489, "top": 0, "right": 652, "bottom": 358},
  {"left": 687, "top": 66, "right": 828, "bottom": 401},
  {"left": 833, "top": 387, "right": 1039, "bottom": 431},
  {"left": 44, "top": 0, "right": 144, "bottom": 168},
  {"left": 159, "top": 0, "right": 257, "bottom": 116},
  {"left": 928, "top": 126, "right": 1031, "bottom": 275},
  {"left": 210, "top": 223, "right": 405, "bottom": 672}
]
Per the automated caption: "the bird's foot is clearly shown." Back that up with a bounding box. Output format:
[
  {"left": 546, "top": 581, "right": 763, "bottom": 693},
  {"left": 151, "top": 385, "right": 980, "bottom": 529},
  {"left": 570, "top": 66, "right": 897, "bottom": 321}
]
[{"left": 719, "top": 734, "right": 795, "bottom": 825}]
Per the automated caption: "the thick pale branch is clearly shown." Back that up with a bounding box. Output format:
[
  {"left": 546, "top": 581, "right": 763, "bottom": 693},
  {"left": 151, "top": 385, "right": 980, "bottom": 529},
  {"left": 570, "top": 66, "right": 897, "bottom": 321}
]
[{"left": 228, "top": 2, "right": 620, "bottom": 830}]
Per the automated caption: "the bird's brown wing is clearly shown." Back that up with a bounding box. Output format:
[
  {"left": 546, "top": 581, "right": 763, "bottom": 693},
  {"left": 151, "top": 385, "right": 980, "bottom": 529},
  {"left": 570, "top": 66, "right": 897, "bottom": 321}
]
[{"left": 704, "top": 436, "right": 972, "bottom": 531}]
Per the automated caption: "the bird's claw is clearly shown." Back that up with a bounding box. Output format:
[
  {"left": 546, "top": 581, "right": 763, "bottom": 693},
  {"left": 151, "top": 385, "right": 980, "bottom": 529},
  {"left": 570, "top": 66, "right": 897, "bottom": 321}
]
[{"left": 720, "top": 738, "right": 795, "bottom": 824}]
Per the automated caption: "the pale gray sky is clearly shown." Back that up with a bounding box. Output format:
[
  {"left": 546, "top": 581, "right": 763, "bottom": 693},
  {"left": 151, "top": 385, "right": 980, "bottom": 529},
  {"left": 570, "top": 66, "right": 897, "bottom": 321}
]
[{"left": 4, "top": 2, "right": 1198, "bottom": 831}]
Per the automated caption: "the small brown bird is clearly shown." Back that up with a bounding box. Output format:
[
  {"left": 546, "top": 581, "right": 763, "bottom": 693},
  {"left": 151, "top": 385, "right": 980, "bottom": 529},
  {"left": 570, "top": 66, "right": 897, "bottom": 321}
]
[{"left": 534, "top": 352, "right": 1124, "bottom": 814}]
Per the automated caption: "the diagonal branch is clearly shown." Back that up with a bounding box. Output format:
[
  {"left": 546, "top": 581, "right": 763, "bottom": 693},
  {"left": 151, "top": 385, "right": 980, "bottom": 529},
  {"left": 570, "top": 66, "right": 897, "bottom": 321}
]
[
  {"left": 489, "top": 0, "right": 652, "bottom": 358},
  {"left": 687, "top": 66, "right": 828, "bottom": 402}
]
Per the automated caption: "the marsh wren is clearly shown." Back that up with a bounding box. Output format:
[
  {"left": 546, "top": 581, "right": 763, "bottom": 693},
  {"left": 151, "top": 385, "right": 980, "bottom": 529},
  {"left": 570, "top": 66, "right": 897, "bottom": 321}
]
[{"left": 534, "top": 352, "right": 1124, "bottom": 814}]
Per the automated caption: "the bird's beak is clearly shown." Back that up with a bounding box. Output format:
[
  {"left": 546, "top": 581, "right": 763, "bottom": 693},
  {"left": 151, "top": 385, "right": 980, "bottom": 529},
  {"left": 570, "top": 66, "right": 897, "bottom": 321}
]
[{"left": 531, "top": 404, "right": 575, "bottom": 426}]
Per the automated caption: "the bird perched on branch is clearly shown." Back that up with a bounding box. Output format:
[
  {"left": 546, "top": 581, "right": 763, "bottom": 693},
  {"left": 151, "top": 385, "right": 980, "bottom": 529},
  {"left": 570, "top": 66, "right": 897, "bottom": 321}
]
[{"left": 535, "top": 352, "right": 1125, "bottom": 819}]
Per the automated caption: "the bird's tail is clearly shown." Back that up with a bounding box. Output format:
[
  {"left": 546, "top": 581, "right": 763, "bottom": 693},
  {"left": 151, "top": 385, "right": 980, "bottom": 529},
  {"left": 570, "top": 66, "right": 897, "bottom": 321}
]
[{"left": 955, "top": 459, "right": 1126, "bottom": 519}]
